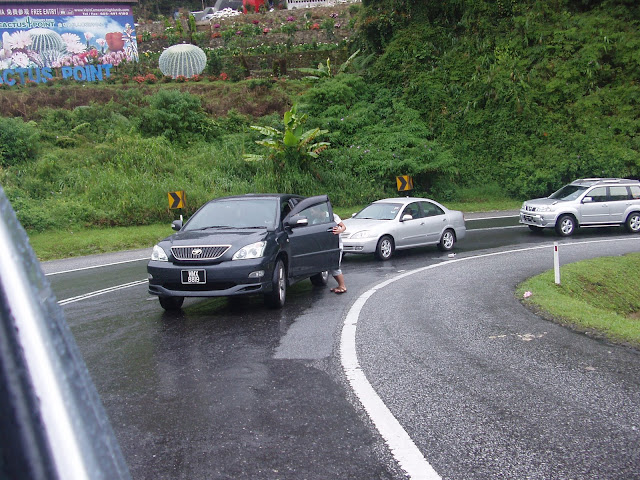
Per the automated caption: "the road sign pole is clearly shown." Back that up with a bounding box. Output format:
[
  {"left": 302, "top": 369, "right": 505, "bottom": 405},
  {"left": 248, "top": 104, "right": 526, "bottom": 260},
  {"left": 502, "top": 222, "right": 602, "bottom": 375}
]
[{"left": 554, "top": 242, "right": 560, "bottom": 285}]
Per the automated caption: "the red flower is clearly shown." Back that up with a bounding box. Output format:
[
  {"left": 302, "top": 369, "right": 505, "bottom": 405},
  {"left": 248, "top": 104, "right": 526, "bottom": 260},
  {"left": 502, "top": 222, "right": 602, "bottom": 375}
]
[{"left": 220, "top": 72, "right": 228, "bottom": 81}]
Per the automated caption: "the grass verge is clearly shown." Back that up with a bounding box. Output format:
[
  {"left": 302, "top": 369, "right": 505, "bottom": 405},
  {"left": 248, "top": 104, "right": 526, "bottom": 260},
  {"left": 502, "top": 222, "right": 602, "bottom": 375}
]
[
  {"left": 29, "top": 224, "right": 172, "bottom": 261},
  {"left": 516, "top": 253, "right": 640, "bottom": 349}
]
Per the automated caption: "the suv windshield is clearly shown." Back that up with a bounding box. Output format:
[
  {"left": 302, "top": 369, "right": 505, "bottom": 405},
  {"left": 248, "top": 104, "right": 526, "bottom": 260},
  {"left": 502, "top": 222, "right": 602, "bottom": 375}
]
[
  {"left": 549, "top": 185, "right": 588, "bottom": 201},
  {"left": 184, "top": 198, "right": 278, "bottom": 230},
  {"left": 355, "top": 203, "right": 402, "bottom": 220}
]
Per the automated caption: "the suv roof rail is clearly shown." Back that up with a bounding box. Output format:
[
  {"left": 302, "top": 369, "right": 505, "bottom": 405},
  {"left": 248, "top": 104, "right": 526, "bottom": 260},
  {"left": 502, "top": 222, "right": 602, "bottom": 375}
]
[{"left": 573, "top": 177, "right": 634, "bottom": 185}]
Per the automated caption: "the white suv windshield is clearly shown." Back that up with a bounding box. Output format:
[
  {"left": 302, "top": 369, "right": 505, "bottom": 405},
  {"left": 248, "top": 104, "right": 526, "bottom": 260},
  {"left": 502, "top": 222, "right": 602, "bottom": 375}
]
[
  {"left": 184, "top": 198, "right": 278, "bottom": 230},
  {"left": 549, "top": 185, "right": 588, "bottom": 201}
]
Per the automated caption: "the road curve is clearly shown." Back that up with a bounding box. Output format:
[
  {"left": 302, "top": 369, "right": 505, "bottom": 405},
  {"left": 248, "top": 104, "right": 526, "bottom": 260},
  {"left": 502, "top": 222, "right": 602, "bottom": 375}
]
[{"left": 346, "top": 237, "right": 640, "bottom": 479}]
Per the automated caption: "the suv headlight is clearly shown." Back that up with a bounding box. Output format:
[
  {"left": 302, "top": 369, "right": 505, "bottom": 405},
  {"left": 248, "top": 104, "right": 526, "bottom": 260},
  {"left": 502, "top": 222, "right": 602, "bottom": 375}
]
[
  {"left": 232, "top": 241, "right": 266, "bottom": 260},
  {"left": 537, "top": 206, "right": 554, "bottom": 212},
  {"left": 151, "top": 244, "right": 168, "bottom": 261},
  {"left": 350, "top": 230, "right": 374, "bottom": 239}
]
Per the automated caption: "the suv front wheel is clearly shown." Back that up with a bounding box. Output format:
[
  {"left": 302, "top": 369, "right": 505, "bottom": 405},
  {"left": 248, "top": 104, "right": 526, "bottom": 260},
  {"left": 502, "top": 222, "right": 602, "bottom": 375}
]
[
  {"left": 265, "top": 259, "right": 287, "bottom": 308},
  {"left": 626, "top": 212, "right": 640, "bottom": 233},
  {"left": 159, "top": 296, "right": 184, "bottom": 311},
  {"left": 555, "top": 214, "right": 577, "bottom": 237}
]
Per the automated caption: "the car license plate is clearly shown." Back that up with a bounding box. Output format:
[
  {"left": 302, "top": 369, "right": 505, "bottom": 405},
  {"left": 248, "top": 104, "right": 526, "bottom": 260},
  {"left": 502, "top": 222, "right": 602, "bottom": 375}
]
[{"left": 181, "top": 269, "right": 206, "bottom": 284}]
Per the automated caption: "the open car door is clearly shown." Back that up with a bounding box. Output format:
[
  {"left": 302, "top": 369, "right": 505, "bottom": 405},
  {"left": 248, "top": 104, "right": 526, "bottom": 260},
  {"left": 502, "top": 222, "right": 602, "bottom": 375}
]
[{"left": 284, "top": 195, "right": 340, "bottom": 279}]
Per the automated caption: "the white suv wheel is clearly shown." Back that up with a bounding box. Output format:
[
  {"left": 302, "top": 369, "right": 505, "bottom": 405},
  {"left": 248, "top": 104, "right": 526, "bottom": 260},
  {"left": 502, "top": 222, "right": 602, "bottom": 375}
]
[
  {"left": 556, "top": 215, "right": 576, "bottom": 236},
  {"left": 626, "top": 213, "right": 640, "bottom": 233}
]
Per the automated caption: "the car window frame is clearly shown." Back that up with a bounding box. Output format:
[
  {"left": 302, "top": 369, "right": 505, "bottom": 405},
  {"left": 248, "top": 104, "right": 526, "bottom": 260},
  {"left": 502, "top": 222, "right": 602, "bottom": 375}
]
[
  {"left": 584, "top": 186, "right": 607, "bottom": 203},
  {"left": 420, "top": 201, "right": 445, "bottom": 217},
  {"left": 608, "top": 186, "right": 631, "bottom": 202},
  {"left": 401, "top": 202, "right": 421, "bottom": 220}
]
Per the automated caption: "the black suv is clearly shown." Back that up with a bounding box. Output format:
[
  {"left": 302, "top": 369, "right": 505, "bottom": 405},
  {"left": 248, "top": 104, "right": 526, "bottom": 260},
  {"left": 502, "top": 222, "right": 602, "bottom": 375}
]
[{"left": 147, "top": 194, "right": 340, "bottom": 310}]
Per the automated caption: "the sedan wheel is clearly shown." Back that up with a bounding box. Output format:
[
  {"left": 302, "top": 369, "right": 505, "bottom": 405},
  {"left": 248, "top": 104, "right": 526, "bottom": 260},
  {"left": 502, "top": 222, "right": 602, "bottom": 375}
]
[
  {"left": 159, "top": 296, "right": 184, "bottom": 311},
  {"left": 265, "top": 259, "right": 286, "bottom": 308},
  {"left": 437, "top": 229, "right": 456, "bottom": 251},
  {"left": 626, "top": 212, "right": 640, "bottom": 233},
  {"left": 555, "top": 214, "right": 576, "bottom": 236},
  {"left": 310, "top": 271, "right": 329, "bottom": 286},
  {"left": 375, "top": 235, "right": 394, "bottom": 261}
]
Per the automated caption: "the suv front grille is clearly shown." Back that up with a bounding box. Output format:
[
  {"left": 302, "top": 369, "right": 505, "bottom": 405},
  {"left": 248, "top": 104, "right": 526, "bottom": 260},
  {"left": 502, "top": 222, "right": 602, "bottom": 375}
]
[
  {"left": 171, "top": 245, "right": 230, "bottom": 260},
  {"left": 525, "top": 205, "right": 537, "bottom": 212}
]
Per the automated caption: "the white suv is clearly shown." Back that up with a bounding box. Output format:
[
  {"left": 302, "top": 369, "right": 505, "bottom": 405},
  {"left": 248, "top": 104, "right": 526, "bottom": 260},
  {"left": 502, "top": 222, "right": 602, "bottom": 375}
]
[{"left": 520, "top": 178, "right": 640, "bottom": 236}]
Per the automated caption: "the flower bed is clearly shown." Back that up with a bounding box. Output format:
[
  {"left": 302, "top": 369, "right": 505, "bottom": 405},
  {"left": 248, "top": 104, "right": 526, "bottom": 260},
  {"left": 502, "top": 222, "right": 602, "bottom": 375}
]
[{"left": 136, "top": 2, "right": 359, "bottom": 51}]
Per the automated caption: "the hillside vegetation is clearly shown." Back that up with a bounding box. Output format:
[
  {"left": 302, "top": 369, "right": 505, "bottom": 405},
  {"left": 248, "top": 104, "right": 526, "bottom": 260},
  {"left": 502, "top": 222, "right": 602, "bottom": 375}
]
[{"left": 0, "top": 0, "right": 638, "bottom": 233}]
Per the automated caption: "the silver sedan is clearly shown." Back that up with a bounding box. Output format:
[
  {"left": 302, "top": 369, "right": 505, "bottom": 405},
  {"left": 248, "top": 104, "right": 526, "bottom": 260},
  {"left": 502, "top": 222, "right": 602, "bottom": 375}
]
[{"left": 341, "top": 197, "right": 466, "bottom": 260}]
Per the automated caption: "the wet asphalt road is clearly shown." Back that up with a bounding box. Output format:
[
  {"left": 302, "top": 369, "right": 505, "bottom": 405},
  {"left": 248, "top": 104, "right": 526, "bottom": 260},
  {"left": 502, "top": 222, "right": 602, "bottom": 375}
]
[{"left": 43, "top": 217, "right": 640, "bottom": 479}]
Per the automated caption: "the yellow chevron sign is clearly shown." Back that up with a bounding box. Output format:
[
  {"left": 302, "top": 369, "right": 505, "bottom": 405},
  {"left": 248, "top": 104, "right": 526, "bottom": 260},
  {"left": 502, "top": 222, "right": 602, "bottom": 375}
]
[
  {"left": 168, "top": 190, "right": 186, "bottom": 209},
  {"left": 396, "top": 175, "right": 414, "bottom": 192}
]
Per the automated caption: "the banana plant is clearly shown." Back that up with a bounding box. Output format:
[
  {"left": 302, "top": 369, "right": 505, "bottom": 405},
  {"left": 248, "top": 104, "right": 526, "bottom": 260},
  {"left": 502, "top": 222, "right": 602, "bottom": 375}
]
[
  {"left": 244, "top": 105, "right": 330, "bottom": 170},
  {"left": 297, "top": 49, "right": 360, "bottom": 80}
]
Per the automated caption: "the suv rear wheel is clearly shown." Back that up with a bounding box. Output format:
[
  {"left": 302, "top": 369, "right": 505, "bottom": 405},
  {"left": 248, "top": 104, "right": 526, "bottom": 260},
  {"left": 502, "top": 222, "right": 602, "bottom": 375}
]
[
  {"left": 310, "top": 271, "right": 329, "bottom": 286},
  {"left": 555, "top": 214, "right": 577, "bottom": 236},
  {"left": 625, "top": 212, "right": 640, "bottom": 233}
]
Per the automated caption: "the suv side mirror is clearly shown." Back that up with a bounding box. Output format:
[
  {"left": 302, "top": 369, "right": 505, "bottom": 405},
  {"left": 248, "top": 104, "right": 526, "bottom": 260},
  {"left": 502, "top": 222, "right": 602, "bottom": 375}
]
[
  {"left": 401, "top": 214, "right": 413, "bottom": 222},
  {"left": 285, "top": 215, "right": 308, "bottom": 228},
  {"left": 172, "top": 220, "right": 183, "bottom": 231},
  {"left": 582, "top": 197, "right": 593, "bottom": 203}
]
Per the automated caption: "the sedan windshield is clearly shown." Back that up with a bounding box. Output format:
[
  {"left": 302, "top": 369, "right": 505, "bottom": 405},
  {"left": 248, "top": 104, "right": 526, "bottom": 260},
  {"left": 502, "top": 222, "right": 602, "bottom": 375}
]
[
  {"left": 184, "top": 198, "right": 279, "bottom": 230},
  {"left": 354, "top": 203, "right": 402, "bottom": 220},
  {"left": 549, "top": 185, "right": 588, "bottom": 201}
]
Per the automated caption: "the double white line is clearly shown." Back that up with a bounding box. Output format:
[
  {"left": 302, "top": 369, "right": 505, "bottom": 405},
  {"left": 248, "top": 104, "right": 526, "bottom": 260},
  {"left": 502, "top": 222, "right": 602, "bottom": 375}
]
[{"left": 58, "top": 279, "right": 148, "bottom": 306}]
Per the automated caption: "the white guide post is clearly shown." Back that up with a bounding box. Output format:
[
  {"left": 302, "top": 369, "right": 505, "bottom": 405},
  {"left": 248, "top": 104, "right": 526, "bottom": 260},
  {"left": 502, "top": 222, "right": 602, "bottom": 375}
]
[{"left": 554, "top": 242, "right": 561, "bottom": 285}]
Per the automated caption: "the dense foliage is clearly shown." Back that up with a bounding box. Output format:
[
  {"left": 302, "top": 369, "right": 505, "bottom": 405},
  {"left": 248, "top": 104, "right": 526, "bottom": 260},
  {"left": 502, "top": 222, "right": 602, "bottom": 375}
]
[
  {"left": 359, "top": 0, "right": 640, "bottom": 197},
  {"left": 1, "top": 0, "right": 639, "bottom": 232}
]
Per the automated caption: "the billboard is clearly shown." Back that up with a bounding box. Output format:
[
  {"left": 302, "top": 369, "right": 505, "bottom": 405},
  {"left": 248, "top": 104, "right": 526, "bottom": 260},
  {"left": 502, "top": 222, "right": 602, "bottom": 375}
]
[{"left": 0, "top": 3, "right": 138, "bottom": 85}]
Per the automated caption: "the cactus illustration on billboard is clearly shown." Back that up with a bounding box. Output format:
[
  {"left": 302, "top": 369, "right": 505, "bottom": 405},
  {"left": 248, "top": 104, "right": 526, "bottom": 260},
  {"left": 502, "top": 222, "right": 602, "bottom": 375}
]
[
  {"left": 158, "top": 44, "right": 207, "bottom": 79},
  {"left": 28, "top": 28, "right": 66, "bottom": 55}
]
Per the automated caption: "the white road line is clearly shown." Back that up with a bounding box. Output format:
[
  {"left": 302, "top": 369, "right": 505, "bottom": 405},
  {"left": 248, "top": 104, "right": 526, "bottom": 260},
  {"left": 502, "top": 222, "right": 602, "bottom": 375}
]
[
  {"left": 465, "top": 214, "right": 520, "bottom": 221},
  {"left": 340, "top": 236, "right": 640, "bottom": 479},
  {"left": 58, "top": 279, "right": 148, "bottom": 306},
  {"left": 468, "top": 225, "right": 525, "bottom": 232},
  {"left": 45, "top": 257, "right": 150, "bottom": 276}
]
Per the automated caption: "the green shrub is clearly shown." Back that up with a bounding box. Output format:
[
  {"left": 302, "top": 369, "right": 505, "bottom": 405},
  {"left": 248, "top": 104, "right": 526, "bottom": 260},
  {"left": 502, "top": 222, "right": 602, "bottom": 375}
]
[
  {"left": 137, "top": 89, "right": 219, "bottom": 142},
  {"left": 0, "top": 117, "right": 39, "bottom": 167},
  {"left": 301, "top": 74, "right": 371, "bottom": 116},
  {"left": 37, "top": 104, "right": 133, "bottom": 143}
]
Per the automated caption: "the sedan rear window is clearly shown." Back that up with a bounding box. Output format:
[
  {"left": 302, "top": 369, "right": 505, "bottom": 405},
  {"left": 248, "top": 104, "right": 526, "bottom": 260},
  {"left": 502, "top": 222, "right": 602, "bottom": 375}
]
[
  {"left": 184, "top": 198, "right": 279, "bottom": 230},
  {"left": 355, "top": 203, "right": 402, "bottom": 220}
]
